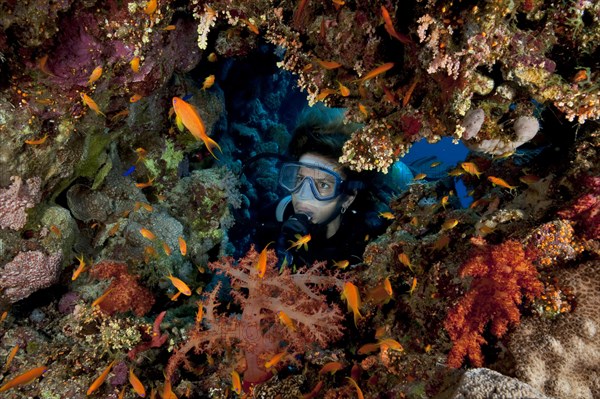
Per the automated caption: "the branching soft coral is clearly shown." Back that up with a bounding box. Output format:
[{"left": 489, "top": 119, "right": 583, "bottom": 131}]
[
  {"left": 166, "top": 246, "right": 345, "bottom": 383},
  {"left": 444, "top": 239, "right": 543, "bottom": 368}
]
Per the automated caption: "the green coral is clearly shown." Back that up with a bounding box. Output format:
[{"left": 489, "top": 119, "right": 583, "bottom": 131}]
[{"left": 161, "top": 139, "right": 184, "bottom": 172}]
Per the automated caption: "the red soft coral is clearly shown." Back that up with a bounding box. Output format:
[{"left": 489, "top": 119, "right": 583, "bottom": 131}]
[
  {"left": 444, "top": 239, "right": 543, "bottom": 368},
  {"left": 557, "top": 175, "right": 600, "bottom": 240},
  {"left": 89, "top": 260, "right": 155, "bottom": 316},
  {"left": 167, "top": 246, "right": 345, "bottom": 383}
]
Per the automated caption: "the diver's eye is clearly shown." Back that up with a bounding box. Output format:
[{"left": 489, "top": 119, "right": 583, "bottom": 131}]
[
  {"left": 317, "top": 181, "right": 332, "bottom": 190},
  {"left": 295, "top": 174, "right": 305, "bottom": 185}
]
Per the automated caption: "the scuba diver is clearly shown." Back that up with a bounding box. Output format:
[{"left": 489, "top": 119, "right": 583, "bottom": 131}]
[{"left": 255, "top": 109, "right": 389, "bottom": 269}]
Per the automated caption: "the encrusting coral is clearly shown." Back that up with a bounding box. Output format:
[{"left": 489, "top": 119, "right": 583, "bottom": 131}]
[
  {"left": 444, "top": 239, "right": 543, "bottom": 368},
  {"left": 0, "top": 250, "right": 63, "bottom": 303},
  {"left": 0, "top": 176, "right": 42, "bottom": 231},
  {"left": 88, "top": 260, "right": 155, "bottom": 317},
  {"left": 509, "top": 261, "right": 599, "bottom": 399},
  {"left": 167, "top": 246, "right": 345, "bottom": 385}
]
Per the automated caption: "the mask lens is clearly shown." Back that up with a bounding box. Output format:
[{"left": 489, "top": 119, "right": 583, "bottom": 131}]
[{"left": 279, "top": 162, "right": 342, "bottom": 200}]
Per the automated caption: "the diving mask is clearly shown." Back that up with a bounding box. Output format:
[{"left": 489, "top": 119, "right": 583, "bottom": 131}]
[{"left": 278, "top": 161, "right": 345, "bottom": 201}]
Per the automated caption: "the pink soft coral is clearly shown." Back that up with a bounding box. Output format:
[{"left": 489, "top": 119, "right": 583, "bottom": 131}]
[
  {"left": 444, "top": 239, "right": 543, "bottom": 368},
  {"left": 167, "top": 246, "right": 345, "bottom": 383}
]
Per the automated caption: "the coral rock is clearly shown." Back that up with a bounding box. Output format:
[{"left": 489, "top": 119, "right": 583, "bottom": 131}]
[
  {"left": 447, "top": 368, "right": 551, "bottom": 399},
  {"left": 510, "top": 261, "right": 599, "bottom": 399},
  {"left": 0, "top": 176, "right": 42, "bottom": 231},
  {"left": 0, "top": 250, "right": 62, "bottom": 302}
]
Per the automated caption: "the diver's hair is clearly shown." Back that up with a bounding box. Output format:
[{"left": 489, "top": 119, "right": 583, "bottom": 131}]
[
  {"left": 288, "top": 105, "right": 363, "bottom": 191},
  {"left": 288, "top": 105, "right": 359, "bottom": 161}
]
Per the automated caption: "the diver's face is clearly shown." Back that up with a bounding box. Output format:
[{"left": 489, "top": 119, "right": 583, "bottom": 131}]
[{"left": 291, "top": 153, "right": 346, "bottom": 225}]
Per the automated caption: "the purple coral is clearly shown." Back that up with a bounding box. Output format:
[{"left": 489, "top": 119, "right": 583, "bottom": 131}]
[
  {"left": 0, "top": 176, "right": 42, "bottom": 230},
  {"left": 0, "top": 250, "right": 62, "bottom": 303}
]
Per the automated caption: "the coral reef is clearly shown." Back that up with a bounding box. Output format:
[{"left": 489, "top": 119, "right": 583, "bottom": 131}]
[
  {"left": 0, "top": 0, "right": 596, "bottom": 397},
  {"left": 444, "top": 239, "right": 543, "bottom": 368}
]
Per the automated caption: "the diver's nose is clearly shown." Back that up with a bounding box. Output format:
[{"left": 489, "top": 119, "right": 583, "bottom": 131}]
[{"left": 295, "top": 178, "right": 314, "bottom": 200}]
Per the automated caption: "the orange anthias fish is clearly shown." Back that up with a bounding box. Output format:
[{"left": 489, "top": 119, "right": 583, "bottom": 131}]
[
  {"left": 0, "top": 365, "right": 47, "bottom": 393},
  {"left": 140, "top": 228, "right": 157, "bottom": 241},
  {"left": 129, "top": 367, "right": 146, "bottom": 397},
  {"left": 413, "top": 173, "right": 427, "bottom": 181},
  {"left": 72, "top": 254, "right": 87, "bottom": 281},
  {"left": 135, "top": 177, "right": 155, "bottom": 188},
  {"left": 87, "top": 360, "right": 116, "bottom": 395},
  {"left": 341, "top": 281, "right": 362, "bottom": 326},
  {"left": 256, "top": 242, "right": 273, "bottom": 278},
  {"left": 461, "top": 162, "right": 482, "bottom": 178},
  {"left": 287, "top": 233, "right": 311, "bottom": 251},
  {"left": 398, "top": 253, "right": 412, "bottom": 269},
  {"left": 167, "top": 274, "right": 192, "bottom": 296},
  {"left": 264, "top": 351, "right": 287, "bottom": 369},
  {"left": 24, "top": 135, "right": 48, "bottom": 145},
  {"left": 92, "top": 288, "right": 114, "bottom": 307},
  {"left": 4, "top": 345, "right": 19, "bottom": 371},
  {"left": 316, "top": 88, "right": 335, "bottom": 101},
  {"left": 202, "top": 74, "right": 215, "bottom": 90},
  {"left": 162, "top": 242, "right": 172, "bottom": 256},
  {"left": 488, "top": 176, "right": 517, "bottom": 190},
  {"left": 231, "top": 370, "right": 242, "bottom": 394},
  {"left": 162, "top": 375, "right": 177, "bottom": 399},
  {"left": 88, "top": 66, "right": 103, "bottom": 85},
  {"left": 378, "top": 211, "right": 394, "bottom": 220},
  {"left": 241, "top": 18, "right": 259, "bottom": 34},
  {"left": 130, "top": 56, "right": 141, "bottom": 73},
  {"left": 135, "top": 147, "right": 147, "bottom": 163},
  {"left": 316, "top": 59, "right": 342, "bottom": 69},
  {"left": 172, "top": 97, "right": 222, "bottom": 159},
  {"left": 338, "top": 81, "right": 350, "bottom": 97},
  {"left": 346, "top": 377, "right": 365, "bottom": 399},
  {"left": 130, "top": 94, "right": 143, "bottom": 103},
  {"left": 357, "top": 342, "right": 379, "bottom": 355},
  {"left": 144, "top": 0, "right": 157, "bottom": 15},
  {"left": 278, "top": 310, "right": 296, "bottom": 331},
  {"left": 81, "top": 93, "right": 105, "bottom": 116},
  {"left": 196, "top": 301, "right": 204, "bottom": 324},
  {"left": 441, "top": 218, "right": 459, "bottom": 230},
  {"left": 333, "top": 259, "right": 349, "bottom": 269},
  {"left": 402, "top": 78, "right": 419, "bottom": 107},
  {"left": 358, "top": 103, "right": 369, "bottom": 118},
  {"left": 408, "top": 276, "right": 418, "bottom": 296},
  {"left": 319, "top": 361, "right": 343, "bottom": 375},
  {"left": 383, "top": 277, "right": 393, "bottom": 297},
  {"left": 381, "top": 6, "right": 411, "bottom": 45},
  {"left": 379, "top": 338, "right": 404, "bottom": 352},
  {"left": 178, "top": 236, "right": 187, "bottom": 256},
  {"left": 358, "top": 62, "right": 394, "bottom": 82},
  {"left": 519, "top": 174, "right": 541, "bottom": 185}
]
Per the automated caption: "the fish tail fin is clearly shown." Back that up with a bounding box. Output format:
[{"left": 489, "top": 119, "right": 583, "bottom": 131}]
[
  {"left": 203, "top": 136, "right": 222, "bottom": 159},
  {"left": 353, "top": 310, "right": 361, "bottom": 327}
]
